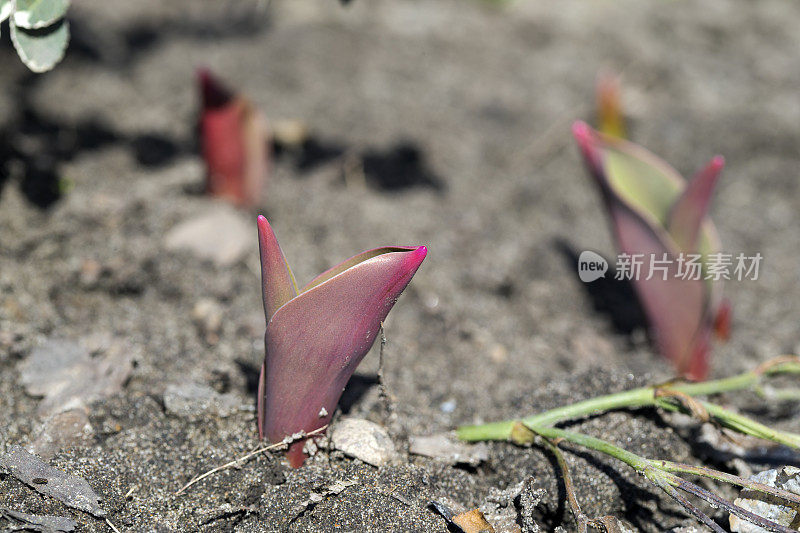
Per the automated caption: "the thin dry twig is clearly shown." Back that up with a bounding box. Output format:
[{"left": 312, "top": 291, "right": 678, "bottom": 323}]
[
  {"left": 105, "top": 517, "right": 121, "bottom": 533},
  {"left": 654, "top": 387, "right": 710, "bottom": 422},
  {"left": 676, "top": 477, "right": 797, "bottom": 533},
  {"left": 541, "top": 437, "right": 624, "bottom": 533},
  {"left": 755, "top": 355, "right": 800, "bottom": 375},
  {"left": 655, "top": 460, "right": 800, "bottom": 508},
  {"left": 174, "top": 426, "right": 328, "bottom": 495},
  {"left": 378, "top": 324, "right": 388, "bottom": 400},
  {"left": 652, "top": 476, "right": 726, "bottom": 533},
  {"left": 385, "top": 487, "right": 412, "bottom": 507},
  {"left": 377, "top": 324, "right": 396, "bottom": 415}
]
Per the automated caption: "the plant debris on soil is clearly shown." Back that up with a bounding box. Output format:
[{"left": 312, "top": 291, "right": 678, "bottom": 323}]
[{"left": 3, "top": 0, "right": 800, "bottom": 531}]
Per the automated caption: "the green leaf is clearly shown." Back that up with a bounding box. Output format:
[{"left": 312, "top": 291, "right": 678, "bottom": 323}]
[
  {"left": 599, "top": 137, "right": 683, "bottom": 227},
  {"left": 11, "top": 19, "right": 70, "bottom": 73},
  {"left": 0, "top": 0, "right": 13, "bottom": 24},
  {"left": 13, "top": 0, "right": 69, "bottom": 29},
  {"left": 588, "top": 131, "right": 721, "bottom": 259}
]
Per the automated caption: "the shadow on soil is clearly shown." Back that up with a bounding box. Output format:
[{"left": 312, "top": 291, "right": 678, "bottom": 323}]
[
  {"left": 554, "top": 239, "right": 647, "bottom": 336},
  {"left": 276, "top": 136, "right": 446, "bottom": 193}
]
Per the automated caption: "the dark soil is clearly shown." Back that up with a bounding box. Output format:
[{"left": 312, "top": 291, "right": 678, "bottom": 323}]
[{"left": 2, "top": 1, "right": 800, "bottom": 531}]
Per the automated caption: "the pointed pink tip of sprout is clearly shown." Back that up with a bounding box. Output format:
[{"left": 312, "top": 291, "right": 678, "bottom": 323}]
[
  {"left": 571, "top": 121, "right": 598, "bottom": 162},
  {"left": 572, "top": 121, "right": 605, "bottom": 179},
  {"left": 197, "top": 67, "right": 233, "bottom": 109},
  {"left": 572, "top": 120, "right": 592, "bottom": 144},
  {"left": 403, "top": 245, "right": 428, "bottom": 277},
  {"left": 256, "top": 215, "right": 272, "bottom": 238},
  {"left": 710, "top": 155, "right": 725, "bottom": 172},
  {"left": 196, "top": 67, "right": 211, "bottom": 82}
]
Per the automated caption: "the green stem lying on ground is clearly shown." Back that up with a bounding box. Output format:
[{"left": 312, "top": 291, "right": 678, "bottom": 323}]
[
  {"left": 456, "top": 358, "right": 800, "bottom": 531},
  {"left": 528, "top": 425, "right": 798, "bottom": 533},
  {"left": 457, "top": 359, "right": 800, "bottom": 446}
]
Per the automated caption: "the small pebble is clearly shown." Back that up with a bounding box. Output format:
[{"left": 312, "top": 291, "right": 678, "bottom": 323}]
[
  {"left": 408, "top": 434, "right": 488, "bottom": 466},
  {"left": 0, "top": 446, "right": 105, "bottom": 517},
  {"left": 30, "top": 408, "right": 94, "bottom": 460},
  {"left": 191, "top": 299, "right": 223, "bottom": 345},
  {"left": 439, "top": 400, "right": 456, "bottom": 413},
  {"left": 330, "top": 418, "right": 397, "bottom": 467},
  {"left": 163, "top": 207, "right": 253, "bottom": 266},
  {"left": 18, "top": 338, "right": 133, "bottom": 417},
  {"left": 163, "top": 382, "right": 241, "bottom": 420}
]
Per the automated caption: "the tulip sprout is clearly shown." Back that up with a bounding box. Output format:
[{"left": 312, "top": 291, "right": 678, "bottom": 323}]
[
  {"left": 573, "top": 121, "right": 729, "bottom": 380},
  {"left": 256, "top": 215, "right": 426, "bottom": 467},
  {"left": 199, "top": 70, "right": 272, "bottom": 208}
]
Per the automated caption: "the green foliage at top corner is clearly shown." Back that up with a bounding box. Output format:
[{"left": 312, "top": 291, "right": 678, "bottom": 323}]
[
  {"left": 4, "top": 0, "right": 70, "bottom": 73},
  {"left": 14, "top": 0, "right": 69, "bottom": 29},
  {"left": 0, "top": 0, "right": 13, "bottom": 23}
]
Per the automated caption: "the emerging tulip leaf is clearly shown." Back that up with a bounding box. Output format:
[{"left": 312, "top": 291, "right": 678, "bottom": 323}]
[
  {"left": 713, "top": 297, "right": 732, "bottom": 342},
  {"left": 256, "top": 216, "right": 298, "bottom": 320},
  {"left": 573, "top": 121, "right": 726, "bottom": 380},
  {"left": 596, "top": 72, "right": 626, "bottom": 139},
  {"left": 256, "top": 215, "right": 426, "bottom": 467},
  {"left": 198, "top": 69, "right": 271, "bottom": 208},
  {"left": 667, "top": 156, "right": 725, "bottom": 254}
]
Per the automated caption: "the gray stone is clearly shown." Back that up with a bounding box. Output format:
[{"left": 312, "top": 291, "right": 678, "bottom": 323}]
[
  {"left": 295, "top": 479, "right": 357, "bottom": 514},
  {"left": 163, "top": 206, "right": 253, "bottom": 266},
  {"left": 0, "top": 445, "right": 105, "bottom": 517},
  {"left": 191, "top": 299, "right": 223, "bottom": 345},
  {"left": 518, "top": 478, "right": 544, "bottom": 533},
  {"left": 479, "top": 480, "right": 528, "bottom": 533},
  {"left": 30, "top": 408, "right": 94, "bottom": 460},
  {"left": 163, "top": 382, "right": 241, "bottom": 420},
  {"left": 18, "top": 339, "right": 89, "bottom": 397},
  {"left": 330, "top": 418, "right": 397, "bottom": 467},
  {"left": 0, "top": 507, "right": 77, "bottom": 532},
  {"left": 730, "top": 466, "right": 800, "bottom": 532},
  {"left": 18, "top": 338, "right": 133, "bottom": 416},
  {"left": 408, "top": 434, "right": 488, "bottom": 466}
]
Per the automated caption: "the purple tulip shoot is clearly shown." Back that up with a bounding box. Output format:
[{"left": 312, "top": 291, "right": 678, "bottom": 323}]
[
  {"left": 256, "top": 215, "right": 427, "bottom": 467},
  {"left": 573, "top": 121, "right": 729, "bottom": 381}
]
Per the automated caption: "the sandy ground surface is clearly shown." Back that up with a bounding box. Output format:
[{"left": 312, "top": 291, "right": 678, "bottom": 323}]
[{"left": 2, "top": 0, "right": 800, "bottom": 531}]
